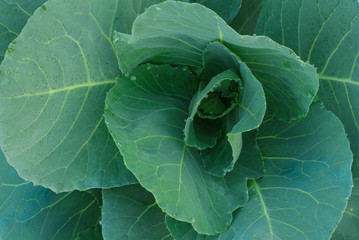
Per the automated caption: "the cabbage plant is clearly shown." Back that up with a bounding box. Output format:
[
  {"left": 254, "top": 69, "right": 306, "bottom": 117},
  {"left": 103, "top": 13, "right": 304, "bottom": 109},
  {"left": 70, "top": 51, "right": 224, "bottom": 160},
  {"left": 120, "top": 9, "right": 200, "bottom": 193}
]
[{"left": 0, "top": 0, "right": 358, "bottom": 239}]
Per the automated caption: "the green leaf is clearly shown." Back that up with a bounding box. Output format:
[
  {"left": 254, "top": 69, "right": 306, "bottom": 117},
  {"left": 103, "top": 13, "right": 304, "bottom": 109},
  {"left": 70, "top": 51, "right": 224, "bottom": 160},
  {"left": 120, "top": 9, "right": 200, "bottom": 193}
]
[
  {"left": 105, "top": 64, "right": 248, "bottom": 235},
  {"left": 0, "top": 0, "right": 46, "bottom": 63},
  {"left": 186, "top": 42, "right": 266, "bottom": 177},
  {"left": 236, "top": 130, "right": 264, "bottom": 179},
  {"left": 102, "top": 184, "right": 172, "bottom": 240},
  {"left": 86, "top": 189, "right": 103, "bottom": 206},
  {"left": 0, "top": 0, "right": 138, "bottom": 192},
  {"left": 0, "top": 150, "right": 101, "bottom": 240},
  {"left": 167, "top": 103, "right": 353, "bottom": 239},
  {"left": 114, "top": 0, "right": 188, "bottom": 34},
  {"left": 230, "top": 0, "right": 263, "bottom": 35},
  {"left": 189, "top": 0, "right": 242, "bottom": 23},
  {"left": 200, "top": 133, "right": 242, "bottom": 177},
  {"left": 189, "top": 70, "right": 241, "bottom": 121},
  {"left": 331, "top": 158, "right": 359, "bottom": 240},
  {"left": 184, "top": 69, "right": 242, "bottom": 151},
  {"left": 256, "top": 0, "right": 359, "bottom": 237},
  {"left": 115, "top": 1, "right": 318, "bottom": 121},
  {"left": 200, "top": 42, "right": 266, "bottom": 134},
  {"left": 75, "top": 227, "right": 103, "bottom": 240}
]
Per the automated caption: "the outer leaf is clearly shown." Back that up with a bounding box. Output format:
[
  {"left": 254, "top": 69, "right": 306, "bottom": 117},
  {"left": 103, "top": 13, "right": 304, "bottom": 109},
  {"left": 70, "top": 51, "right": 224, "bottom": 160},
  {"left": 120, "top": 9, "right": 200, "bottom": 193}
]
[
  {"left": 0, "top": 0, "right": 46, "bottom": 63},
  {"left": 256, "top": 0, "right": 359, "bottom": 238},
  {"left": 189, "top": 0, "right": 242, "bottom": 23},
  {"left": 0, "top": 150, "right": 101, "bottom": 240},
  {"left": 167, "top": 103, "right": 353, "bottom": 239},
  {"left": 105, "top": 64, "right": 248, "bottom": 235},
  {"left": 114, "top": 0, "right": 189, "bottom": 34},
  {"left": 75, "top": 227, "right": 103, "bottom": 240},
  {"left": 115, "top": 1, "right": 318, "bottom": 121},
  {"left": 230, "top": 0, "right": 263, "bottom": 35},
  {"left": 0, "top": 0, "right": 138, "bottom": 192},
  {"left": 102, "top": 184, "right": 172, "bottom": 240}
]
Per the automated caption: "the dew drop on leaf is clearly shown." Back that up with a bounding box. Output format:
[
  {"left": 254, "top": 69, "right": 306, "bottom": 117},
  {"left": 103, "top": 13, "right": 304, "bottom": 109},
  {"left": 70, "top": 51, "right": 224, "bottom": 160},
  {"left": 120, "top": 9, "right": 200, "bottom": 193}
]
[{"left": 130, "top": 76, "right": 137, "bottom": 81}]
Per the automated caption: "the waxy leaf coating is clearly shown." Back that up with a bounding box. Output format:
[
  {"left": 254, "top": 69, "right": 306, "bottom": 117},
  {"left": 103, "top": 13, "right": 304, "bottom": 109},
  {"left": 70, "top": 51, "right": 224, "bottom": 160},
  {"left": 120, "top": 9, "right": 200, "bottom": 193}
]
[{"left": 0, "top": 0, "right": 137, "bottom": 192}]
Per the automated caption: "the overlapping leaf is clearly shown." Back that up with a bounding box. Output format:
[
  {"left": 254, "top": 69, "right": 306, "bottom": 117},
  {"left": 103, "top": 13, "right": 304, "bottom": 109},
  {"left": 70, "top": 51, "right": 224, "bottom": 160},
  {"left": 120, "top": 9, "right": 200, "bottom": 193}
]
[
  {"left": 256, "top": 1, "right": 359, "bottom": 238},
  {"left": 0, "top": 0, "right": 139, "bottom": 192},
  {"left": 115, "top": 1, "right": 318, "bottom": 121},
  {"left": 189, "top": 0, "right": 242, "bottom": 23},
  {"left": 183, "top": 42, "right": 266, "bottom": 176},
  {"left": 102, "top": 184, "right": 171, "bottom": 240},
  {"left": 230, "top": 0, "right": 263, "bottom": 35},
  {"left": 167, "top": 103, "right": 353, "bottom": 239},
  {"left": 0, "top": 150, "right": 101, "bottom": 240},
  {"left": 0, "top": 0, "right": 46, "bottom": 63},
  {"left": 104, "top": 64, "right": 249, "bottom": 235}
]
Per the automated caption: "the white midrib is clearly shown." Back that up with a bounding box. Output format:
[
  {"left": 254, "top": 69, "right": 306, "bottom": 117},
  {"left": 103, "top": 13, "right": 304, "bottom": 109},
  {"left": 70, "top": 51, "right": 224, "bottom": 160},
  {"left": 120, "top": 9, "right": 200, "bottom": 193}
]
[
  {"left": 0, "top": 79, "right": 116, "bottom": 99},
  {"left": 319, "top": 75, "right": 359, "bottom": 86},
  {"left": 253, "top": 180, "right": 274, "bottom": 240}
]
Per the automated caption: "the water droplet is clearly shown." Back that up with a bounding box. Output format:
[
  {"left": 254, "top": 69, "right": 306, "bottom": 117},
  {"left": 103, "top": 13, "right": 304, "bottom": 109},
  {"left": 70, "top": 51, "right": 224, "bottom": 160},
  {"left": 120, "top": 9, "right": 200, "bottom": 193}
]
[
  {"left": 351, "top": 208, "right": 354, "bottom": 211},
  {"left": 130, "top": 76, "right": 137, "bottom": 81},
  {"left": 114, "top": 38, "right": 119, "bottom": 43},
  {"left": 204, "top": 94, "right": 208, "bottom": 98},
  {"left": 99, "top": 220, "right": 102, "bottom": 225},
  {"left": 105, "top": 120, "right": 110, "bottom": 125},
  {"left": 41, "top": 5, "right": 46, "bottom": 10},
  {"left": 191, "top": 218, "right": 195, "bottom": 223},
  {"left": 125, "top": 73, "right": 129, "bottom": 77},
  {"left": 253, "top": 34, "right": 256, "bottom": 37},
  {"left": 117, "top": 142, "right": 122, "bottom": 147},
  {"left": 146, "top": 65, "right": 152, "bottom": 70},
  {"left": 156, "top": 6, "right": 161, "bottom": 10}
]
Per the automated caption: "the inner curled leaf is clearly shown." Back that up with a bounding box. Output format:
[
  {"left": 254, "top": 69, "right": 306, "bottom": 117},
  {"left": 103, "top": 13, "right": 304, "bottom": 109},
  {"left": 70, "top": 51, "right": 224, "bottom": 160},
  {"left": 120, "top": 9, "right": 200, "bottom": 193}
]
[
  {"left": 197, "top": 78, "right": 241, "bottom": 119},
  {"left": 185, "top": 69, "right": 242, "bottom": 150}
]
